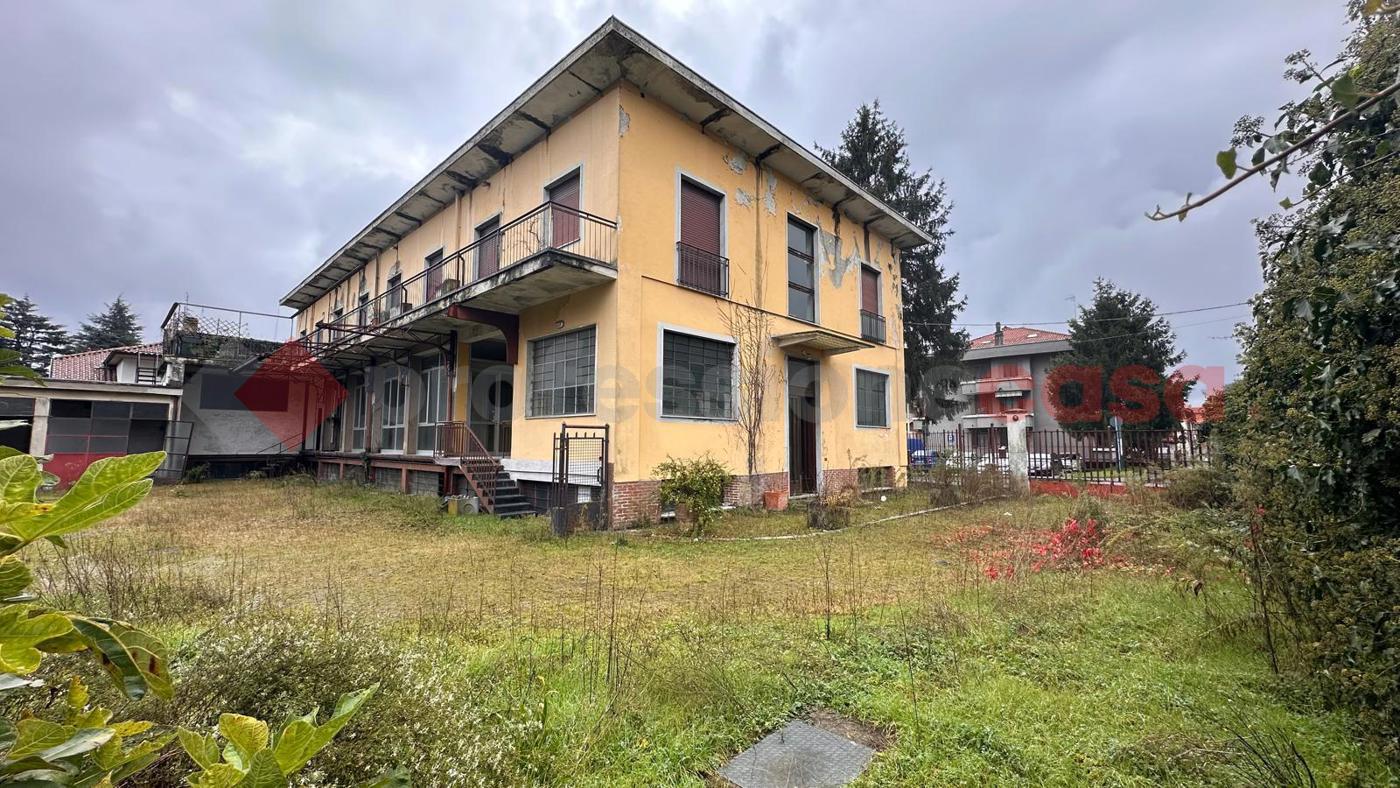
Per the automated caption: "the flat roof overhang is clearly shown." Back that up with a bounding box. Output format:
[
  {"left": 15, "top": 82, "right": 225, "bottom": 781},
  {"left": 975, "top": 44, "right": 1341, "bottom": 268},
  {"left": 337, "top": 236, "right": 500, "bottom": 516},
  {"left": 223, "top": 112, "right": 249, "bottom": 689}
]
[
  {"left": 773, "top": 329, "right": 873, "bottom": 356},
  {"left": 281, "top": 17, "right": 933, "bottom": 311},
  {"left": 308, "top": 253, "right": 616, "bottom": 368}
]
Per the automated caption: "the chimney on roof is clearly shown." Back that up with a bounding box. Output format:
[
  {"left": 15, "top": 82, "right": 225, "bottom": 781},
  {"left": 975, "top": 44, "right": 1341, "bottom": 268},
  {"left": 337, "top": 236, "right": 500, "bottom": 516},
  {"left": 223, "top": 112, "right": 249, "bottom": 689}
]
[{"left": 994, "top": 322, "right": 1004, "bottom": 347}]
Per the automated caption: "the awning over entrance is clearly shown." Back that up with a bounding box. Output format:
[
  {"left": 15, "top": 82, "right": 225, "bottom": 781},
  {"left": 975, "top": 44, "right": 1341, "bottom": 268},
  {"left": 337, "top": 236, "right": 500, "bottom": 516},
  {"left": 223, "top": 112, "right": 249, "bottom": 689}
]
[{"left": 772, "top": 328, "right": 873, "bottom": 356}]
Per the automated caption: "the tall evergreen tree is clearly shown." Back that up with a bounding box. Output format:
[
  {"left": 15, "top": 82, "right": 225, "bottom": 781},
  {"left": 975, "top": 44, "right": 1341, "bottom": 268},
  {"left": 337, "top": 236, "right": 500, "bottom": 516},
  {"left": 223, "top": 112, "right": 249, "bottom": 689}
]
[
  {"left": 1047, "top": 279, "right": 1186, "bottom": 432},
  {"left": 72, "top": 297, "right": 143, "bottom": 352},
  {"left": 819, "top": 101, "right": 967, "bottom": 419},
  {"left": 0, "top": 295, "right": 69, "bottom": 374}
]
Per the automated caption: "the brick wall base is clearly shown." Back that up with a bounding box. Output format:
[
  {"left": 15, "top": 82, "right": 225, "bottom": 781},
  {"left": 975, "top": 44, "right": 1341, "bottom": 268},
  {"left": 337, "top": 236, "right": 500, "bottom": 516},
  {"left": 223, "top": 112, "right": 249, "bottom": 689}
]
[{"left": 610, "top": 467, "right": 901, "bottom": 527}]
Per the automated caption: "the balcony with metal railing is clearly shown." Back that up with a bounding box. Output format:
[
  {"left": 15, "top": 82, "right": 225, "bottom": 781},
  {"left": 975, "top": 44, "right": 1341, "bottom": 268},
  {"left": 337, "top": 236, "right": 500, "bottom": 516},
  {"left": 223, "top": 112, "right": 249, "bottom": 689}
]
[
  {"left": 676, "top": 242, "right": 729, "bottom": 297},
  {"left": 860, "top": 310, "right": 887, "bottom": 343},
  {"left": 161, "top": 303, "right": 293, "bottom": 368},
  {"left": 303, "top": 201, "right": 617, "bottom": 367}
]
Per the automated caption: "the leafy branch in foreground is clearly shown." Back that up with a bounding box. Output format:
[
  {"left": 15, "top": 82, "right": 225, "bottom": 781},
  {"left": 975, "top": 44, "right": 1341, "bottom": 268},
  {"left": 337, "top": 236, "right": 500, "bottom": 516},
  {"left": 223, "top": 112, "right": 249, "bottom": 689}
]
[{"left": 1148, "top": 3, "right": 1400, "bottom": 222}]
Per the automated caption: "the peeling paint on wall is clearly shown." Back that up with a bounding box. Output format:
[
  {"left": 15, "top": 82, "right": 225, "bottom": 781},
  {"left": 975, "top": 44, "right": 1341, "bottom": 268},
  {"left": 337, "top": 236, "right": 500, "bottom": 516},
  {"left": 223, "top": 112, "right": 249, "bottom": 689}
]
[
  {"left": 723, "top": 151, "right": 747, "bottom": 174},
  {"left": 618, "top": 106, "right": 631, "bottom": 136},
  {"left": 735, "top": 188, "right": 754, "bottom": 208},
  {"left": 762, "top": 170, "right": 778, "bottom": 215}
]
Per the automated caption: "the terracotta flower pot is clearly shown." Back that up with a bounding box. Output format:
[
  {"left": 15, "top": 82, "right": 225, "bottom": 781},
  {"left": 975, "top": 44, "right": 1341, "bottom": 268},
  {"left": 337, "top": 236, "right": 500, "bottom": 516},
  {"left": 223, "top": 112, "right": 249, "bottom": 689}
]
[{"left": 763, "top": 489, "right": 789, "bottom": 511}]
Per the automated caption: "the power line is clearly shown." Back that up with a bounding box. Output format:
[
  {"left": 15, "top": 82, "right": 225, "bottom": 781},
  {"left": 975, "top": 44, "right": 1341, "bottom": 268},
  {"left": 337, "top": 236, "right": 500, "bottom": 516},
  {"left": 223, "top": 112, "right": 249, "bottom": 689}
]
[{"left": 904, "top": 300, "right": 1252, "bottom": 328}]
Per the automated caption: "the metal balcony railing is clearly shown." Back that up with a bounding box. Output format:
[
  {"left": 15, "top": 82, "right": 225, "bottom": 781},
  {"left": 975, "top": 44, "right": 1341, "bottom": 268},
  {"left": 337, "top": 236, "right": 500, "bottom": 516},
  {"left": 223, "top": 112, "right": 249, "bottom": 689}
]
[
  {"left": 161, "top": 303, "right": 294, "bottom": 366},
  {"left": 313, "top": 202, "right": 617, "bottom": 346},
  {"left": 860, "top": 310, "right": 887, "bottom": 343},
  {"left": 676, "top": 242, "right": 729, "bottom": 297}
]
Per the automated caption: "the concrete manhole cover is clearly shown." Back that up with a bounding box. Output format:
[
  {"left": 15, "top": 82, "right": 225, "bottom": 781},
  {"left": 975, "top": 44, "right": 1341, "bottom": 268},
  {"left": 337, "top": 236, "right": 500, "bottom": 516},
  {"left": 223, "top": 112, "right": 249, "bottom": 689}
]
[{"left": 718, "top": 719, "right": 876, "bottom": 788}]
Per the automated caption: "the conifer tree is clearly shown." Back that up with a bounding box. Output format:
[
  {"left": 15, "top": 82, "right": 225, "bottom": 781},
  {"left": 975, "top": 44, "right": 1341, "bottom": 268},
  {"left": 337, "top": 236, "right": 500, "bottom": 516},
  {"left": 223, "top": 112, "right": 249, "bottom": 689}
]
[
  {"left": 0, "top": 294, "right": 69, "bottom": 374},
  {"left": 820, "top": 101, "right": 967, "bottom": 419},
  {"left": 71, "top": 296, "right": 143, "bottom": 352}
]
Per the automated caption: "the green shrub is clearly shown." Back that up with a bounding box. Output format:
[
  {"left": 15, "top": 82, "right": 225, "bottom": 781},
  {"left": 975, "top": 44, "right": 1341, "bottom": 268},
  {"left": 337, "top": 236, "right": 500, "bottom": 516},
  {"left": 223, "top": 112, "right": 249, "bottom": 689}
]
[
  {"left": 654, "top": 454, "right": 730, "bottom": 536},
  {"left": 128, "top": 617, "right": 543, "bottom": 786},
  {"left": 1163, "top": 466, "right": 1231, "bottom": 509}
]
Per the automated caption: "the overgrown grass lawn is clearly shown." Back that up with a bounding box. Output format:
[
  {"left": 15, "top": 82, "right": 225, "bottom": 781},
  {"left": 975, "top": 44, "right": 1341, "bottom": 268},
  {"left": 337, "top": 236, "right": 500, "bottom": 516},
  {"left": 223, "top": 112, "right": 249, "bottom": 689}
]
[{"left": 30, "top": 479, "right": 1392, "bottom": 785}]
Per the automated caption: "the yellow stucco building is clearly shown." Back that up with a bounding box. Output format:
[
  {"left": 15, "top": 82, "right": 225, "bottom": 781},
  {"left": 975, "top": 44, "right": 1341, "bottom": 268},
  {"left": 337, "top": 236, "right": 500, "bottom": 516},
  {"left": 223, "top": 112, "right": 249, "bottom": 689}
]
[{"left": 282, "top": 18, "right": 932, "bottom": 523}]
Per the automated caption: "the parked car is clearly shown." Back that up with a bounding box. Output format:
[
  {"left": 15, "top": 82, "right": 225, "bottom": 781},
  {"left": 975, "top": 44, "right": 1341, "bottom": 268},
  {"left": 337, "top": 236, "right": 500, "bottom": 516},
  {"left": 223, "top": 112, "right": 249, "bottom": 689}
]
[
  {"left": 909, "top": 449, "right": 940, "bottom": 468},
  {"left": 1028, "top": 452, "right": 1083, "bottom": 476}
]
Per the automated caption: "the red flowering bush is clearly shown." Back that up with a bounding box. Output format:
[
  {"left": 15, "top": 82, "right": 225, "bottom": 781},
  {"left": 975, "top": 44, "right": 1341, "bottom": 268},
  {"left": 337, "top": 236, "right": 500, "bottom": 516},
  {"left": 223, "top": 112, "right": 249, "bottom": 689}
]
[{"left": 952, "top": 517, "right": 1109, "bottom": 582}]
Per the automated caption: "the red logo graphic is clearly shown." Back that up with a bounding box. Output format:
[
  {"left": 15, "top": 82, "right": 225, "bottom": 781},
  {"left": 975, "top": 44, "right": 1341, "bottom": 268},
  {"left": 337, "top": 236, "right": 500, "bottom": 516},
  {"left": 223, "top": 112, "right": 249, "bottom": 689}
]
[{"left": 235, "top": 340, "right": 346, "bottom": 449}]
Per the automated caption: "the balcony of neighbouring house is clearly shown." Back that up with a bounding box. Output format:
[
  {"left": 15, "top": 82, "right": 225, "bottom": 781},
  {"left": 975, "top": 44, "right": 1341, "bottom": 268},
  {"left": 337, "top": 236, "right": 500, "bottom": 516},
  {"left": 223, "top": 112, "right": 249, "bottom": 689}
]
[
  {"left": 959, "top": 375, "right": 1034, "bottom": 397},
  {"left": 860, "top": 310, "right": 886, "bottom": 343},
  {"left": 161, "top": 303, "right": 294, "bottom": 368},
  {"left": 676, "top": 242, "right": 729, "bottom": 297},
  {"left": 304, "top": 202, "right": 617, "bottom": 368}
]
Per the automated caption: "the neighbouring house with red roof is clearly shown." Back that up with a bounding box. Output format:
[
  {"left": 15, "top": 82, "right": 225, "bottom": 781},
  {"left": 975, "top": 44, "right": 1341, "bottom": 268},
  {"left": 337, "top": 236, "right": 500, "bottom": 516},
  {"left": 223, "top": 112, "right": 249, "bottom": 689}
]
[
  {"left": 0, "top": 303, "right": 310, "bottom": 487},
  {"left": 48, "top": 342, "right": 165, "bottom": 384},
  {"left": 917, "top": 323, "right": 1072, "bottom": 454}
]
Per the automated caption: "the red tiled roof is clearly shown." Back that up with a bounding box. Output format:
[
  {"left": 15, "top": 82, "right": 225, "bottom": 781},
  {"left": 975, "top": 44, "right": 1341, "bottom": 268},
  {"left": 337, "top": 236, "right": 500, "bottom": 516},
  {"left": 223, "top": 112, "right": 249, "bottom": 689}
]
[
  {"left": 969, "top": 326, "right": 1070, "bottom": 348},
  {"left": 49, "top": 343, "right": 161, "bottom": 382}
]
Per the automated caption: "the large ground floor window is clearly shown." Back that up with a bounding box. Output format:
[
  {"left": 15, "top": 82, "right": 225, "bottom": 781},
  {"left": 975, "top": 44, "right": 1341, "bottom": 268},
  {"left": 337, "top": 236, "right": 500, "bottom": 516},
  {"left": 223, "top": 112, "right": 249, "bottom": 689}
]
[
  {"left": 415, "top": 356, "right": 448, "bottom": 454},
  {"left": 380, "top": 365, "right": 408, "bottom": 451},
  {"left": 528, "top": 326, "right": 595, "bottom": 417}
]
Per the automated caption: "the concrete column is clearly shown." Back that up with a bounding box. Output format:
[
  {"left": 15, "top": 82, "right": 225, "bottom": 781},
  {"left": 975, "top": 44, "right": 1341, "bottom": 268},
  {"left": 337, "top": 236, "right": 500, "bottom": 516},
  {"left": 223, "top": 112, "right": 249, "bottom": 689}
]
[
  {"left": 28, "top": 397, "right": 50, "bottom": 457},
  {"left": 1006, "top": 414, "right": 1030, "bottom": 494}
]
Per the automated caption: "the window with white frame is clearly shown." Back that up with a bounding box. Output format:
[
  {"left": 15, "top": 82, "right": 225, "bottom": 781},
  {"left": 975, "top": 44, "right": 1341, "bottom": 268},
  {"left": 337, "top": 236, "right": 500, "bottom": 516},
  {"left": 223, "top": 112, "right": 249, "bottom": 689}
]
[
  {"left": 380, "top": 365, "right": 408, "bottom": 450},
  {"left": 415, "top": 355, "right": 448, "bottom": 454},
  {"left": 349, "top": 375, "right": 367, "bottom": 451},
  {"left": 528, "top": 326, "right": 595, "bottom": 417},
  {"left": 856, "top": 369, "right": 890, "bottom": 428},
  {"left": 662, "top": 330, "right": 734, "bottom": 419}
]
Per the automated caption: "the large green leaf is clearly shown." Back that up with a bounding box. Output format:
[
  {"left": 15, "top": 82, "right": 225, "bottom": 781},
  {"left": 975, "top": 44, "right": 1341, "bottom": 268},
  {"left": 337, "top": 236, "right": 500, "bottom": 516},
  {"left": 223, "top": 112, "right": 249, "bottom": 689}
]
[
  {"left": 7, "top": 719, "right": 73, "bottom": 760},
  {"left": 188, "top": 763, "right": 246, "bottom": 788},
  {"left": 218, "top": 714, "right": 268, "bottom": 768},
  {"left": 0, "top": 557, "right": 33, "bottom": 599},
  {"left": 0, "top": 606, "right": 74, "bottom": 675},
  {"left": 107, "top": 731, "right": 174, "bottom": 784},
  {"left": 64, "top": 619, "right": 170, "bottom": 700},
  {"left": 15, "top": 453, "right": 164, "bottom": 542},
  {"left": 178, "top": 728, "right": 222, "bottom": 771},
  {"left": 237, "top": 749, "right": 287, "bottom": 788},
  {"left": 0, "top": 456, "right": 41, "bottom": 506},
  {"left": 36, "top": 727, "right": 114, "bottom": 762},
  {"left": 270, "top": 684, "right": 377, "bottom": 774}
]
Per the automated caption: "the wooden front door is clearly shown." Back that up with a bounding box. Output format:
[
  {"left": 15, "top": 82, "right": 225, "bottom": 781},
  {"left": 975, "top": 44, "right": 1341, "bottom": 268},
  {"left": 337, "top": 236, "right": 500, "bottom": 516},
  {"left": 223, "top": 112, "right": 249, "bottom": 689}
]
[{"left": 787, "top": 358, "right": 818, "bottom": 494}]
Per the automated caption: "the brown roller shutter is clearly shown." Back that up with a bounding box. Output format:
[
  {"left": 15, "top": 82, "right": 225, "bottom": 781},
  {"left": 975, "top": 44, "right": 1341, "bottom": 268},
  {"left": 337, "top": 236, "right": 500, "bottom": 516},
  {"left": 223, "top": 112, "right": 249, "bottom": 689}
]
[
  {"left": 680, "top": 181, "right": 721, "bottom": 255},
  {"left": 476, "top": 217, "right": 499, "bottom": 278},
  {"left": 861, "top": 266, "right": 880, "bottom": 313},
  {"left": 548, "top": 173, "right": 580, "bottom": 245}
]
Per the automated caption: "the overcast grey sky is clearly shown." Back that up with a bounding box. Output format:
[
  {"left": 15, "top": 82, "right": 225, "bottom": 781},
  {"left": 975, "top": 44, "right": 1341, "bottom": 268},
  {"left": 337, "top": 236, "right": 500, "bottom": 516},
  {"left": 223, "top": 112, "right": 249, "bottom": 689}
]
[{"left": 3, "top": 1, "right": 1350, "bottom": 379}]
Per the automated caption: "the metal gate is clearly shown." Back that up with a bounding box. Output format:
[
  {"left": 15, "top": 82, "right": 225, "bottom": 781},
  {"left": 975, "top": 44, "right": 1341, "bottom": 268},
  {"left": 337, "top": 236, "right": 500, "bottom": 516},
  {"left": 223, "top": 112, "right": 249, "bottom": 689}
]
[
  {"left": 154, "top": 420, "right": 195, "bottom": 482},
  {"left": 549, "top": 423, "right": 610, "bottom": 535}
]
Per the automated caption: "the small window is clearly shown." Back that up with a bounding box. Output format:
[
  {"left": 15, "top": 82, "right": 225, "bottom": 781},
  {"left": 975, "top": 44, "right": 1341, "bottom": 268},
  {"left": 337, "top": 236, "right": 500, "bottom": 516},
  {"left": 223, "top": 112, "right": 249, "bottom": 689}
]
[
  {"left": 677, "top": 179, "right": 727, "bottom": 296},
  {"left": 547, "top": 171, "right": 581, "bottom": 246},
  {"left": 476, "top": 217, "right": 501, "bottom": 279},
  {"left": 528, "top": 326, "right": 595, "bottom": 417},
  {"left": 425, "top": 249, "right": 444, "bottom": 301},
  {"left": 662, "top": 330, "right": 734, "bottom": 420},
  {"left": 787, "top": 219, "right": 816, "bottom": 322},
  {"left": 856, "top": 369, "right": 889, "bottom": 428},
  {"left": 385, "top": 272, "right": 404, "bottom": 315},
  {"left": 859, "top": 265, "right": 885, "bottom": 342}
]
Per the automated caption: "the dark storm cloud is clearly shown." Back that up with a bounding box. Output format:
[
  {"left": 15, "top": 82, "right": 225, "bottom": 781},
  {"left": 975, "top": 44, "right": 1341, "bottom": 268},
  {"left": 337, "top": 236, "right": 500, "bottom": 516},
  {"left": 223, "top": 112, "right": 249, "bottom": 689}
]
[{"left": 3, "top": 1, "right": 1347, "bottom": 382}]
